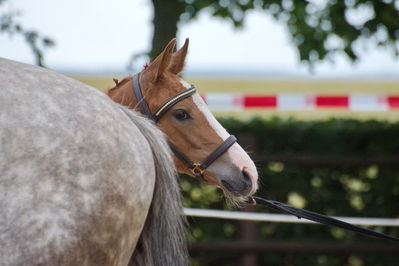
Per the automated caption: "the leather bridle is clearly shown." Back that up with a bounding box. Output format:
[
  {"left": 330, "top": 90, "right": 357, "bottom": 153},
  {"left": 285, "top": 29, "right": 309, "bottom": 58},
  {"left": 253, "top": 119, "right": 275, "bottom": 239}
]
[{"left": 132, "top": 73, "right": 237, "bottom": 178}]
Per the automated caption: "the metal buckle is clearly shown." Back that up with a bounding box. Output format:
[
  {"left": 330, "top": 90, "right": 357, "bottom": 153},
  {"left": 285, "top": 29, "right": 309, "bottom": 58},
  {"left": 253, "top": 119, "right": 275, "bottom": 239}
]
[
  {"left": 247, "top": 196, "right": 257, "bottom": 206},
  {"left": 190, "top": 163, "right": 205, "bottom": 177}
]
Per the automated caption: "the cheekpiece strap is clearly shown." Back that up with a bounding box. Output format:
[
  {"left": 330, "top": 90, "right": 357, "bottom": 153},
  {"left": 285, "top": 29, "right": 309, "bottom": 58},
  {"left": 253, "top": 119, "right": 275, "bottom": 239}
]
[{"left": 133, "top": 73, "right": 152, "bottom": 118}]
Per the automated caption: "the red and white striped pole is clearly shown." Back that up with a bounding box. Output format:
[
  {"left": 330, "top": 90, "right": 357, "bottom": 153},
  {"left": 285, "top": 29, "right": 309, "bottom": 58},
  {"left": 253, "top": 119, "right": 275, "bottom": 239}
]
[{"left": 202, "top": 94, "right": 399, "bottom": 111}]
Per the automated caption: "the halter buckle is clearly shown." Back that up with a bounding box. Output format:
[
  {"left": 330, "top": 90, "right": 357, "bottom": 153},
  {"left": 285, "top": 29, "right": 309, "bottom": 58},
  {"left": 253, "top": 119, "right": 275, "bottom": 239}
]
[{"left": 190, "top": 163, "right": 205, "bottom": 177}]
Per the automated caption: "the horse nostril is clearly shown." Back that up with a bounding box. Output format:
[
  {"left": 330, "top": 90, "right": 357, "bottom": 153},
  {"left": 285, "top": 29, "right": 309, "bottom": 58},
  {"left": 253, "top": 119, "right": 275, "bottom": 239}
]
[{"left": 241, "top": 169, "right": 252, "bottom": 187}]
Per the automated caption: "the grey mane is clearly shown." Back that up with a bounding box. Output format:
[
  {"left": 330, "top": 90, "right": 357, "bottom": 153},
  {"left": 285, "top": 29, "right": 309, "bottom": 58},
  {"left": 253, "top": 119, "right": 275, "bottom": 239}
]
[{"left": 119, "top": 106, "right": 188, "bottom": 266}]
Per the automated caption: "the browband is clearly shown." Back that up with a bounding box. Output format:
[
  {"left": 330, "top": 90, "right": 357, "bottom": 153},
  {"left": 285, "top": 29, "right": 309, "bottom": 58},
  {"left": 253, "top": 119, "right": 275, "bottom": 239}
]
[
  {"left": 133, "top": 73, "right": 196, "bottom": 122},
  {"left": 152, "top": 86, "right": 196, "bottom": 122}
]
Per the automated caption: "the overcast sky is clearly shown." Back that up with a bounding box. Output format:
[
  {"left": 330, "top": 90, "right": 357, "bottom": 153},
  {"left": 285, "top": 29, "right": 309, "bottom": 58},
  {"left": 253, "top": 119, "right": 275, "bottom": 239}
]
[{"left": 1, "top": 0, "right": 399, "bottom": 78}]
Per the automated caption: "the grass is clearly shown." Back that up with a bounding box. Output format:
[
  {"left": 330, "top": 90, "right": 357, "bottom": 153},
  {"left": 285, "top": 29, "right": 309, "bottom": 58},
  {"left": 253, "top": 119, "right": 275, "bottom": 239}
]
[
  {"left": 72, "top": 75, "right": 399, "bottom": 121},
  {"left": 187, "top": 78, "right": 399, "bottom": 94},
  {"left": 72, "top": 76, "right": 119, "bottom": 92}
]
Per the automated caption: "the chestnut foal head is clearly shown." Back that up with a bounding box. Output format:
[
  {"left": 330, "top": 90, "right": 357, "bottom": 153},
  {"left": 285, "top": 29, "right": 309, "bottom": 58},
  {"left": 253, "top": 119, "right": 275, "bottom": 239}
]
[{"left": 108, "top": 38, "right": 258, "bottom": 200}]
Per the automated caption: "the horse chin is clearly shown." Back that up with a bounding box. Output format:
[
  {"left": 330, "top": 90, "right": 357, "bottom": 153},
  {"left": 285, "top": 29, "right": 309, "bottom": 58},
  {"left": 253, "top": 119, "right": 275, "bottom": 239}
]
[
  {"left": 222, "top": 190, "right": 249, "bottom": 207},
  {"left": 200, "top": 175, "right": 250, "bottom": 207},
  {"left": 219, "top": 184, "right": 253, "bottom": 208},
  {"left": 200, "top": 167, "right": 257, "bottom": 207}
]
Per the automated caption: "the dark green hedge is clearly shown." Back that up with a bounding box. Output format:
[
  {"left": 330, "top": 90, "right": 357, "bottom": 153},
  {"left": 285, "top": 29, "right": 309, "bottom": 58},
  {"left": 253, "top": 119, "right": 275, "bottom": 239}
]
[
  {"left": 220, "top": 117, "right": 399, "bottom": 156},
  {"left": 181, "top": 117, "right": 399, "bottom": 266}
]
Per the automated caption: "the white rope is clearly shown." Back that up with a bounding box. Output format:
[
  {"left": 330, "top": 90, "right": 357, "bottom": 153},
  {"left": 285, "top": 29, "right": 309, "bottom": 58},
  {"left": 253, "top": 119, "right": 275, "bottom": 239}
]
[{"left": 183, "top": 208, "right": 399, "bottom": 227}]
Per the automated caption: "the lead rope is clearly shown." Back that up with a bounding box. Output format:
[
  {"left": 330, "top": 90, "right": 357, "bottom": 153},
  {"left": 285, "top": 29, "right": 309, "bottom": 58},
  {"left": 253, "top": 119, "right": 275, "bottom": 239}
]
[{"left": 247, "top": 195, "right": 399, "bottom": 242}]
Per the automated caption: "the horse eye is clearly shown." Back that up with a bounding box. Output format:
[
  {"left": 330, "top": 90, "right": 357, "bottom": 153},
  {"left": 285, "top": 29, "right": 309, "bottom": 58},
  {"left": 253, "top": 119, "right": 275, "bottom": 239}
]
[{"left": 172, "top": 109, "right": 191, "bottom": 121}]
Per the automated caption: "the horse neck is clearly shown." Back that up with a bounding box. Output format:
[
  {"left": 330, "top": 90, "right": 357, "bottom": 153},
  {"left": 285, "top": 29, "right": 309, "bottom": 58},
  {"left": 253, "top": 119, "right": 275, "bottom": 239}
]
[{"left": 107, "top": 77, "right": 138, "bottom": 109}]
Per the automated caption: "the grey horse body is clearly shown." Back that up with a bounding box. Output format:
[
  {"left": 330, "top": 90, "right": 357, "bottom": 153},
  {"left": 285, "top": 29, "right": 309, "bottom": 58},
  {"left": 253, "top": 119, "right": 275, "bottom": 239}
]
[{"left": 0, "top": 58, "right": 186, "bottom": 265}]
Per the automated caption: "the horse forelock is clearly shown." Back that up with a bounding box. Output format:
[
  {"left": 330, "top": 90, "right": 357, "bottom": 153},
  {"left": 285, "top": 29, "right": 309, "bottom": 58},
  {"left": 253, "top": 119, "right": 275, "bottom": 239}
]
[{"left": 108, "top": 76, "right": 132, "bottom": 93}]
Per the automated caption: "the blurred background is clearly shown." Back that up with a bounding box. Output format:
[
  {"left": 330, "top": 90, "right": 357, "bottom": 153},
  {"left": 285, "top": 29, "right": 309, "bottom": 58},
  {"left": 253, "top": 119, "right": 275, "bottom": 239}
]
[{"left": 1, "top": 0, "right": 398, "bottom": 265}]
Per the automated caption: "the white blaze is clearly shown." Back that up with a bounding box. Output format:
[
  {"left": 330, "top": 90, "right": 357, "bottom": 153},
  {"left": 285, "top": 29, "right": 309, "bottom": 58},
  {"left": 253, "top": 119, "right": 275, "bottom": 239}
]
[{"left": 181, "top": 79, "right": 258, "bottom": 182}]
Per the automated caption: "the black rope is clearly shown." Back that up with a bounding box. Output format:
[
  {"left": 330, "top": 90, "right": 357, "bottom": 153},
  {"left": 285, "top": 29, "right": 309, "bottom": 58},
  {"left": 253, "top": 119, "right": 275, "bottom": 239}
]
[{"left": 248, "top": 196, "right": 399, "bottom": 242}]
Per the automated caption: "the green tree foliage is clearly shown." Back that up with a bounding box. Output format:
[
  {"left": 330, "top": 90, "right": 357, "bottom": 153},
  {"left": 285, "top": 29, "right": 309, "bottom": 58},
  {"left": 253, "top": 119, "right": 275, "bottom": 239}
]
[
  {"left": 149, "top": 0, "right": 399, "bottom": 64},
  {"left": 0, "top": 0, "right": 54, "bottom": 66}
]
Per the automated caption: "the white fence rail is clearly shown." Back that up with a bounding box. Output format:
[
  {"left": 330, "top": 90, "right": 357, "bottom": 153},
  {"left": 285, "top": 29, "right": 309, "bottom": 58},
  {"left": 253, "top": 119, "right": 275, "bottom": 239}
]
[{"left": 183, "top": 208, "right": 399, "bottom": 227}]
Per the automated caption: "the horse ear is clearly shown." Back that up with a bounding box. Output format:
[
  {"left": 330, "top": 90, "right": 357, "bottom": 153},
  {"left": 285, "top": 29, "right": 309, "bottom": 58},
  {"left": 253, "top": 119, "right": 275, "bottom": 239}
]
[
  {"left": 169, "top": 38, "right": 189, "bottom": 74},
  {"left": 142, "top": 38, "right": 176, "bottom": 82}
]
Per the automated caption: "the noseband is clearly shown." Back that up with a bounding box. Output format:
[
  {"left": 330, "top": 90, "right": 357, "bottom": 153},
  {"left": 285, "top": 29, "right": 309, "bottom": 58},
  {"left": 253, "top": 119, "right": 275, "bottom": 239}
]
[{"left": 133, "top": 73, "right": 237, "bottom": 178}]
